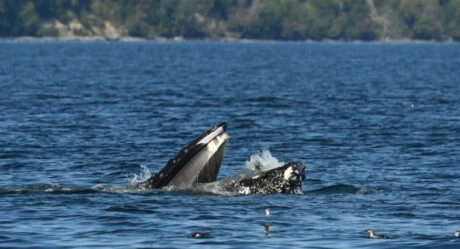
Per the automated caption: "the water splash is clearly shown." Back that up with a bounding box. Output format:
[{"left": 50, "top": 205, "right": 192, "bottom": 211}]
[
  {"left": 45, "top": 183, "right": 63, "bottom": 192},
  {"left": 94, "top": 165, "right": 155, "bottom": 194},
  {"left": 245, "top": 150, "right": 284, "bottom": 172},
  {"left": 92, "top": 183, "right": 154, "bottom": 194},
  {"left": 125, "top": 165, "right": 152, "bottom": 185}
]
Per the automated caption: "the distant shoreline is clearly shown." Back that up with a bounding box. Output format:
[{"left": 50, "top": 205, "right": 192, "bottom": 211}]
[{"left": 0, "top": 36, "right": 458, "bottom": 44}]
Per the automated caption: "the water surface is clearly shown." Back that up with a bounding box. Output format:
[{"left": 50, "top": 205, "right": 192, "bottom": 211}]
[{"left": 0, "top": 41, "right": 459, "bottom": 248}]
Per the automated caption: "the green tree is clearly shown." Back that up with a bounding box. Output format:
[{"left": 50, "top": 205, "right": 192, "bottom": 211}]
[
  {"left": 444, "top": 0, "right": 460, "bottom": 40},
  {"left": 0, "top": 0, "right": 457, "bottom": 41},
  {"left": 19, "top": 1, "right": 39, "bottom": 35}
]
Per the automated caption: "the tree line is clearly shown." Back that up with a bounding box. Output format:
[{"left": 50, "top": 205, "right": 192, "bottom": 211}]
[{"left": 0, "top": 0, "right": 459, "bottom": 41}]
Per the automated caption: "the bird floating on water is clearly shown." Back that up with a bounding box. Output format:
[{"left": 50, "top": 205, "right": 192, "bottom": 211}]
[
  {"left": 265, "top": 208, "right": 270, "bottom": 216},
  {"left": 262, "top": 223, "right": 269, "bottom": 235},
  {"left": 455, "top": 230, "right": 460, "bottom": 237},
  {"left": 364, "top": 229, "right": 387, "bottom": 239},
  {"left": 188, "top": 232, "right": 204, "bottom": 238}
]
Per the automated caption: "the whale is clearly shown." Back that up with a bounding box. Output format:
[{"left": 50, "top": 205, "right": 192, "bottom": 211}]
[
  {"left": 142, "top": 122, "right": 229, "bottom": 189},
  {"left": 220, "top": 162, "right": 305, "bottom": 195},
  {"left": 142, "top": 122, "right": 305, "bottom": 195}
]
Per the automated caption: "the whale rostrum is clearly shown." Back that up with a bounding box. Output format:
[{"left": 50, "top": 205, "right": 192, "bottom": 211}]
[
  {"left": 221, "top": 162, "right": 305, "bottom": 195},
  {"left": 142, "top": 122, "right": 305, "bottom": 195}
]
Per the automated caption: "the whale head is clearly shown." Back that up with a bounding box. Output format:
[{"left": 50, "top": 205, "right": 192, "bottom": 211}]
[
  {"left": 222, "top": 162, "right": 306, "bottom": 195},
  {"left": 143, "top": 122, "right": 229, "bottom": 189}
]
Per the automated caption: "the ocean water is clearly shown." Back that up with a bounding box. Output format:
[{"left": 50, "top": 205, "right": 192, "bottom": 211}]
[{"left": 0, "top": 41, "right": 459, "bottom": 248}]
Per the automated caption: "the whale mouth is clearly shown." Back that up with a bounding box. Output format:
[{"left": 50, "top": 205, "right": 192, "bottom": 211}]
[{"left": 143, "top": 123, "right": 229, "bottom": 189}]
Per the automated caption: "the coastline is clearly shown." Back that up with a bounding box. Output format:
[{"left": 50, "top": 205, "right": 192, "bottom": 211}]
[{"left": 0, "top": 36, "right": 458, "bottom": 44}]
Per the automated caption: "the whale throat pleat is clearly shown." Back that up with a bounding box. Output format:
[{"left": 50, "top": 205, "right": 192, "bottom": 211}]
[
  {"left": 142, "top": 123, "right": 228, "bottom": 189},
  {"left": 167, "top": 133, "right": 228, "bottom": 188},
  {"left": 196, "top": 137, "right": 227, "bottom": 183}
]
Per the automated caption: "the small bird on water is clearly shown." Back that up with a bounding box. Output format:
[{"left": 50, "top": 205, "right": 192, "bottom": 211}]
[
  {"left": 265, "top": 208, "right": 270, "bottom": 216},
  {"left": 455, "top": 230, "right": 460, "bottom": 237},
  {"left": 262, "top": 223, "right": 269, "bottom": 235},
  {"left": 188, "top": 232, "right": 204, "bottom": 238},
  {"left": 364, "top": 229, "right": 387, "bottom": 239}
]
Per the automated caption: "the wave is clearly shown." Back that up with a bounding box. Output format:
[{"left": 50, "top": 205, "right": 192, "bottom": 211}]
[
  {"left": 0, "top": 184, "right": 96, "bottom": 195},
  {"left": 0, "top": 164, "right": 156, "bottom": 195},
  {"left": 305, "top": 184, "right": 378, "bottom": 195},
  {"left": 0, "top": 183, "right": 381, "bottom": 196},
  {"left": 1, "top": 154, "right": 374, "bottom": 197}
]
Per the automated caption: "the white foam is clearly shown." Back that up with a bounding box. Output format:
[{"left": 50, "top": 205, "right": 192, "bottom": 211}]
[
  {"left": 245, "top": 150, "right": 284, "bottom": 172},
  {"left": 92, "top": 183, "right": 153, "bottom": 193},
  {"left": 125, "top": 165, "right": 152, "bottom": 185},
  {"left": 90, "top": 165, "right": 155, "bottom": 194},
  {"left": 45, "top": 183, "right": 63, "bottom": 192}
]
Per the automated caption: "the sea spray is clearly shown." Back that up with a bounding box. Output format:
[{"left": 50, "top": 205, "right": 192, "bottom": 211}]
[
  {"left": 92, "top": 165, "right": 154, "bottom": 193},
  {"left": 125, "top": 165, "right": 152, "bottom": 185},
  {"left": 245, "top": 150, "right": 284, "bottom": 172}
]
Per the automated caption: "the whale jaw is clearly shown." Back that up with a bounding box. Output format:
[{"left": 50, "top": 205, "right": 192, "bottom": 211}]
[
  {"left": 167, "top": 132, "right": 228, "bottom": 188},
  {"left": 221, "top": 162, "right": 306, "bottom": 195},
  {"left": 143, "top": 123, "right": 229, "bottom": 189}
]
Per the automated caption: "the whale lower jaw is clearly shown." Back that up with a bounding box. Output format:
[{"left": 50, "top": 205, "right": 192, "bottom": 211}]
[
  {"left": 221, "top": 162, "right": 306, "bottom": 195},
  {"left": 167, "top": 133, "right": 228, "bottom": 188},
  {"left": 142, "top": 123, "right": 229, "bottom": 189}
]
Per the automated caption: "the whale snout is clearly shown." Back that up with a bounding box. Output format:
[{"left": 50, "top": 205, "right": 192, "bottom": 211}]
[{"left": 290, "top": 162, "right": 306, "bottom": 180}]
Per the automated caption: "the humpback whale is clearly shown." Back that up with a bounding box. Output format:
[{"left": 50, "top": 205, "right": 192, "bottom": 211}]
[
  {"left": 142, "top": 122, "right": 229, "bottom": 189},
  {"left": 221, "top": 162, "right": 305, "bottom": 195},
  {"left": 142, "top": 122, "right": 305, "bottom": 195}
]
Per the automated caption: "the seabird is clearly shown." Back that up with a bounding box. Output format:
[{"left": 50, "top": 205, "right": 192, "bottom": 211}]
[
  {"left": 262, "top": 223, "right": 269, "bottom": 235},
  {"left": 188, "top": 232, "right": 204, "bottom": 238},
  {"left": 364, "top": 229, "right": 387, "bottom": 239}
]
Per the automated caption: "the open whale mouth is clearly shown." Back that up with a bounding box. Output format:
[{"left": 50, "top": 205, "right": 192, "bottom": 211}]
[{"left": 143, "top": 122, "right": 229, "bottom": 189}]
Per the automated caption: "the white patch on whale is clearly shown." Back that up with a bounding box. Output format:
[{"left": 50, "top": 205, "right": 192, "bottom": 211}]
[
  {"left": 283, "top": 167, "right": 293, "bottom": 180},
  {"left": 239, "top": 186, "right": 251, "bottom": 195}
]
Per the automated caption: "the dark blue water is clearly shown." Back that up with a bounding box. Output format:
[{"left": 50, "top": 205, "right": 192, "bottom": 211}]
[{"left": 1, "top": 41, "right": 459, "bottom": 248}]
